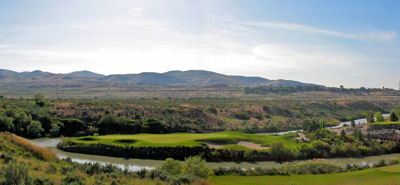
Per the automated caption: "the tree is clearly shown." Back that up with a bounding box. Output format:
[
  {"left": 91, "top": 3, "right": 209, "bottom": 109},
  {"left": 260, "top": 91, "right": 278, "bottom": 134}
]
[
  {"left": 0, "top": 116, "right": 14, "bottom": 132},
  {"left": 303, "top": 120, "right": 325, "bottom": 132},
  {"left": 340, "top": 129, "right": 346, "bottom": 140},
  {"left": 27, "top": 121, "right": 44, "bottom": 138},
  {"left": 50, "top": 122, "right": 62, "bottom": 137},
  {"left": 270, "top": 142, "right": 293, "bottom": 161},
  {"left": 352, "top": 128, "right": 363, "bottom": 141},
  {"left": 59, "top": 118, "right": 85, "bottom": 136},
  {"left": 143, "top": 118, "right": 166, "bottom": 134},
  {"left": 375, "top": 112, "right": 385, "bottom": 122},
  {"left": 34, "top": 94, "right": 46, "bottom": 107},
  {"left": 351, "top": 120, "right": 356, "bottom": 127},
  {"left": 159, "top": 158, "right": 183, "bottom": 176},
  {"left": 366, "top": 112, "right": 375, "bottom": 123},
  {"left": 181, "top": 156, "right": 213, "bottom": 179},
  {"left": 389, "top": 111, "right": 399, "bottom": 122},
  {"left": 205, "top": 107, "right": 217, "bottom": 114}
]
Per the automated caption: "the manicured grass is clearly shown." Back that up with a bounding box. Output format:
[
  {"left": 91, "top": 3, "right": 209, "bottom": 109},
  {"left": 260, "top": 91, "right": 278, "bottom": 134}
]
[
  {"left": 373, "top": 121, "right": 400, "bottom": 125},
  {"left": 210, "top": 164, "right": 400, "bottom": 185},
  {"left": 69, "top": 131, "right": 298, "bottom": 149}
]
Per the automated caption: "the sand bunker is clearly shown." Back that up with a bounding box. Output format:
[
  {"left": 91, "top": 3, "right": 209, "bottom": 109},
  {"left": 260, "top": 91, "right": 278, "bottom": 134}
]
[{"left": 203, "top": 141, "right": 270, "bottom": 150}]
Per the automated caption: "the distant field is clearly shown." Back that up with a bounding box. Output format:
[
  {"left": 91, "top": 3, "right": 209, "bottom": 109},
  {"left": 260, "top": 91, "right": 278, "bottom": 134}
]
[
  {"left": 210, "top": 164, "right": 400, "bottom": 185},
  {"left": 69, "top": 131, "right": 298, "bottom": 149}
]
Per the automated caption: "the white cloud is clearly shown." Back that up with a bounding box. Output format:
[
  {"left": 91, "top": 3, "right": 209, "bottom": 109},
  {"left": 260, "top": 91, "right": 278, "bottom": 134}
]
[{"left": 246, "top": 21, "right": 397, "bottom": 42}]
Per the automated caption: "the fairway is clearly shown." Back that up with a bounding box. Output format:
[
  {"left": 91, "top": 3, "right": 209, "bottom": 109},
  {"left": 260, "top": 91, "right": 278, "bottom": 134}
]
[
  {"left": 210, "top": 164, "right": 400, "bottom": 185},
  {"left": 69, "top": 131, "right": 297, "bottom": 149}
]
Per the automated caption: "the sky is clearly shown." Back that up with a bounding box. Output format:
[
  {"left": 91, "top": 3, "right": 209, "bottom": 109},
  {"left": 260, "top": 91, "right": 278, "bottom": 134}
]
[{"left": 0, "top": 0, "right": 399, "bottom": 88}]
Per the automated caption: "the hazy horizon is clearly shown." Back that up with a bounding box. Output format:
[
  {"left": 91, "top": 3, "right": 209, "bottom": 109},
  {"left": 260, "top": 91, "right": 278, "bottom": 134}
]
[{"left": 0, "top": 0, "right": 399, "bottom": 88}]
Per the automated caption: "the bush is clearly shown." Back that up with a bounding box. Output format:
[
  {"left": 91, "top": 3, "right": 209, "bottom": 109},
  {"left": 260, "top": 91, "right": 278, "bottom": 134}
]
[
  {"left": 27, "top": 120, "right": 44, "bottom": 138},
  {"left": 205, "top": 107, "right": 217, "bottom": 114},
  {"left": 375, "top": 112, "right": 385, "bottom": 122},
  {"left": 3, "top": 163, "right": 31, "bottom": 185},
  {"left": 182, "top": 156, "right": 213, "bottom": 179},
  {"left": 143, "top": 118, "right": 166, "bottom": 134},
  {"left": 61, "top": 172, "right": 85, "bottom": 185},
  {"left": 233, "top": 112, "right": 250, "bottom": 120},
  {"left": 158, "top": 158, "right": 183, "bottom": 176},
  {"left": 270, "top": 142, "right": 294, "bottom": 161},
  {"left": 390, "top": 111, "right": 399, "bottom": 122}
]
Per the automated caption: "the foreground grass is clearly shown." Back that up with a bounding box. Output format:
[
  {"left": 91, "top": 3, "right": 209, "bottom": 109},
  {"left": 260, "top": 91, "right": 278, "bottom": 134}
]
[
  {"left": 210, "top": 165, "right": 400, "bottom": 185},
  {"left": 69, "top": 131, "right": 298, "bottom": 149}
]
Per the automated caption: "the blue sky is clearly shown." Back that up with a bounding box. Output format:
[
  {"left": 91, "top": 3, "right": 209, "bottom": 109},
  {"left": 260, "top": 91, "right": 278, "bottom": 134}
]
[{"left": 0, "top": 0, "right": 399, "bottom": 88}]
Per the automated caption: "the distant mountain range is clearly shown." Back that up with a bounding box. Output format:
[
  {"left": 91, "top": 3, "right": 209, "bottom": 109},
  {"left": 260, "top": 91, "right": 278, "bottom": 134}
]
[{"left": 0, "top": 69, "right": 320, "bottom": 88}]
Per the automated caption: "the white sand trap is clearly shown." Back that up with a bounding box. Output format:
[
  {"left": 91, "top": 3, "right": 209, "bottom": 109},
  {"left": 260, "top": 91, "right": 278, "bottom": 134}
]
[{"left": 203, "top": 141, "right": 269, "bottom": 150}]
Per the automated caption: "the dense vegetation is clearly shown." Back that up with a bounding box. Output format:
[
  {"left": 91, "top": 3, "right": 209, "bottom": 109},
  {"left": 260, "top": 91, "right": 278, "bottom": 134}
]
[
  {"left": 244, "top": 85, "right": 400, "bottom": 96},
  {"left": 0, "top": 95, "right": 398, "bottom": 138}
]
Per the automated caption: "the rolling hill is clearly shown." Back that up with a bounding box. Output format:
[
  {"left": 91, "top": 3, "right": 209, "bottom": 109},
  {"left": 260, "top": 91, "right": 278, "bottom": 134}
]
[{"left": 0, "top": 69, "right": 319, "bottom": 88}]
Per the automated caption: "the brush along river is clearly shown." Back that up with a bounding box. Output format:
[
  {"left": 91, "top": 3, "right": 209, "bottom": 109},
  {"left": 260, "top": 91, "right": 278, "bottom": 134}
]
[{"left": 31, "top": 114, "right": 395, "bottom": 171}]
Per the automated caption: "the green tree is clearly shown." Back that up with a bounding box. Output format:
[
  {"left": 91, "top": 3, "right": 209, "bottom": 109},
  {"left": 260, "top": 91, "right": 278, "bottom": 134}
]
[
  {"left": 375, "top": 112, "right": 385, "bottom": 122},
  {"left": 27, "top": 120, "right": 44, "bottom": 138},
  {"left": 61, "top": 172, "right": 85, "bottom": 185},
  {"left": 270, "top": 142, "right": 293, "bottom": 161},
  {"left": 351, "top": 120, "right": 356, "bottom": 127},
  {"left": 158, "top": 158, "right": 183, "bottom": 175},
  {"left": 352, "top": 128, "right": 363, "bottom": 141},
  {"left": 143, "top": 118, "right": 166, "bottom": 134},
  {"left": 366, "top": 112, "right": 375, "bottom": 123},
  {"left": 59, "top": 118, "right": 85, "bottom": 136},
  {"left": 34, "top": 93, "right": 46, "bottom": 107},
  {"left": 49, "top": 122, "right": 62, "bottom": 137},
  {"left": 205, "top": 107, "right": 217, "bottom": 114},
  {"left": 303, "top": 120, "right": 325, "bottom": 132},
  {"left": 0, "top": 116, "right": 14, "bottom": 132},
  {"left": 340, "top": 129, "right": 346, "bottom": 140},
  {"left": 389, "top": 111, "right": 399, "bottom": 122},
  {"left": 181, "top": 156, "right": 213, "bottom": 179}
]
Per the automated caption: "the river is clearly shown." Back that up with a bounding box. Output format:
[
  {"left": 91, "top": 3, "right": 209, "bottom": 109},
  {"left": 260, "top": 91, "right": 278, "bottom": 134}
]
[{"left": 31, "top": 114, "right": 393, "bottom": 171}]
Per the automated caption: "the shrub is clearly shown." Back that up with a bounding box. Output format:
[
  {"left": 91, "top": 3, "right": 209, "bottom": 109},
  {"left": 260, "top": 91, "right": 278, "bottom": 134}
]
[
  {"left": 158, "top": 158, "right": 182, "bottom": 176},
  {"left": 205, "top": 107, "right": 217, "bottom": 114},
  {"left": 27, "top": 121, "right": 44, "bottom": 138},
  {"left": 390, "top": 111, "right": 399, "bottom": 122},
  {"left": 61, "top": 172, "right": 86, "bottom": 185},
  {"left": 375, "top": 112, "right": 385, "bottom": 122},
  {"left": 233, "top": 112, "right": 250, "bottom": 120},
  {"left": 3, "top": 163, "right": 31, "bottom": 185},
  {"left": 270, "top": 142, "right": 294, "bottom": 161},
  {"left": 182, "top": 156, "right": 213, "bottom": 179},
  {"left": 143, "top": 118, "right": 166, "bottom": 134}
]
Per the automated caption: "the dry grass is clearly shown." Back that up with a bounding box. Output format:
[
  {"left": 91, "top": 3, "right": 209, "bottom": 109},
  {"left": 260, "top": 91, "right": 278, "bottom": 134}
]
[{"left": 5, "top": 132, "right": 57, "bottom": 161}]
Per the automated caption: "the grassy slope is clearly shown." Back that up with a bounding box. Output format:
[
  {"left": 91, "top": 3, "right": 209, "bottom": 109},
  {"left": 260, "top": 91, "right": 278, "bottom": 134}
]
[
  {"left": 0, "top": 133, "right": 166, "bottom": 185},
  {"left": 211, "top": 165, "right": 400, "bottom": 185},
  {"left": 69, "top": 131, "right": 298, "bottom": 149}
]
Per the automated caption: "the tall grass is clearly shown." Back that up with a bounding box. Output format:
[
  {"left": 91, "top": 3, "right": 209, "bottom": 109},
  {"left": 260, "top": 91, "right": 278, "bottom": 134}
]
[{"left": 4, "top": 132, "right": 57, "bottom": 161}]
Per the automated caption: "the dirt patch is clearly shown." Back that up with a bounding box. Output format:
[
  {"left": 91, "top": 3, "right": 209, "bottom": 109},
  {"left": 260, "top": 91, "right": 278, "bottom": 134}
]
[
  {"left": 202, "top": 141, "right": 226, "bottom": 149},
  {"left": 237, "top": 141, "right": 269, "bottom": 150},
  {"left": 203, "top": 141, "right": 270, "bottom": 150}
]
